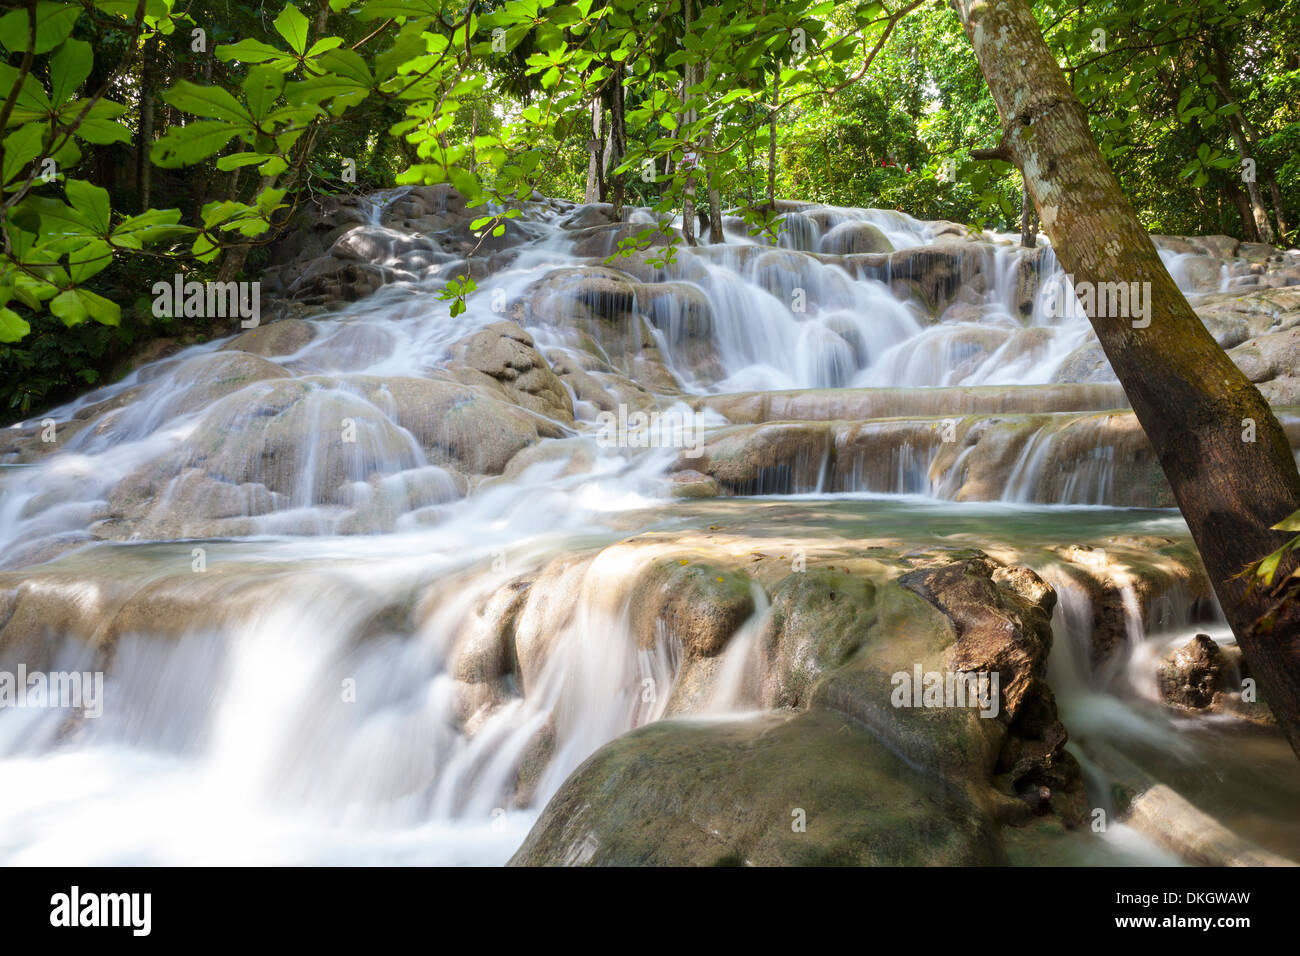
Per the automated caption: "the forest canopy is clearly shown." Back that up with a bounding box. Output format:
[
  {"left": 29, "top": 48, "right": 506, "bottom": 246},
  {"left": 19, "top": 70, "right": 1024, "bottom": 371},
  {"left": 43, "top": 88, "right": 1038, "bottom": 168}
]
[{"left": 0, "top": 0, "right": 1296, "bottom": 415}]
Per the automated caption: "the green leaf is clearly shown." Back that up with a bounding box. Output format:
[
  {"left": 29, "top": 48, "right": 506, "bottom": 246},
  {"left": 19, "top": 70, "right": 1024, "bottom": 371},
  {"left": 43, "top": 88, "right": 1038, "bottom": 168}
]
[
  {"left": 111, "top": 207, "right": 193, "bottom": 248},
  {"left": 315, "top": 48, "right": 373, "bottom": 85},
  {"left": 1272, "top": 509, "right": 1300, "bottom": 532},
  {"left": 50, "top": 287, "right": 120, "bottom": 327},
  {"left": 151, "top": 120, "right": 243, "bottom": 167},
  {"left": 0, "top": 306, "right": 30, "bottom": 342},
  {"left": 75, "top": 118, "right": 133, "bottom": 145},
  {"left": 273, "top": 4, "right": 310, "bottom": 56},
  {"left": 215, "top": 38, "right": 299, "bottom": 70},
  {"left": 306, "top": 37, "right": 344, "bottom": 57},
  {"left": 2, "top": 122, "right": 46, "bottom": 187},
  {"left": 216, "top": 152, "right": 272, "bottom": 170},
  {"left": 0, "top": 2, "right": 81, "bottom": 56},
  {"left": 243, "top": 66, "right": 286, "bottom": 121},
  {"left": 67, "top": 238, "right": 112, "bottom": 282},
  {"left": 161, "top": 80, "right": 253, "bottom": 123},
  {"left": 65, "top": 178, "right": 111, "bottom": 233},
  {"left": 49, "top": 38, "right": 93, "bottom": 106}
]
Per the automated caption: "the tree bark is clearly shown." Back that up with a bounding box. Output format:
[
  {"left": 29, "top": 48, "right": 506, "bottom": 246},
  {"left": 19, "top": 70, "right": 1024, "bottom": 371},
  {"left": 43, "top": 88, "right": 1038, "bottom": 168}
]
[
  {"left": 607, "top": 74, "right": 627, "bottom": 219},
  {"left": 584, "top": 94, "right": 604, "bottom": 204},
  {"left": 766, "top": 64, "right": 777, "bottom": 208},
  {"left": 680, "top": 0, "right": 697, "bottom": 246},
  {"left": 136, "top": 38, "right": 155, "bottom": 212},
  {"left": 1227, "top": 181, "right": 1259, "bottom": 243},
  {"left": 951, "top": 0, "right": 1300, "bottom": 758},
  {"left": 1019, "top": 178, "right": 1036, "bottom": 248},
  {"left": 703, "top": 61, "right": 724, "bottom": 243}
]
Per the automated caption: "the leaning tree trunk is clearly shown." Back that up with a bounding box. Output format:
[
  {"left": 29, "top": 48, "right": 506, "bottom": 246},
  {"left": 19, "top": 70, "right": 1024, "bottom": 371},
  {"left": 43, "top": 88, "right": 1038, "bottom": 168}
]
[{"left": 951, "top": 0, "right": 1300, "bottom": 758}]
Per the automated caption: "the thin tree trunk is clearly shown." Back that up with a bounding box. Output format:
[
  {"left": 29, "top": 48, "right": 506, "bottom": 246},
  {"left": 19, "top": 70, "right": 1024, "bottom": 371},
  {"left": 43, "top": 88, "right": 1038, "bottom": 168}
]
[
  {"left": 584, "top": 94, "right": 604, "bottom": 204},
  {"left": 680, "top": 0, "right": 697, "bottom": 246},
  {"left": 1209, "top": 53, "right": 1275, "bottom": 243},
  {"left": 766, "top": 65, "right": 777, "bottom": 208},
  {"left": 1227, "top": 182, "right": 1259, "bottom": 243},
  {"left": 136, "top": 39, "right": 154, "bottom": 212},
  {"left": 704, "top": 60, "right": 723, "bottom": 243},
  {"left": 952, "top": 0, "right": 1300, "bottom": 758},
  {"left": 1268, "top": 177, "right": 1289, "bottom": 241},
  {"left": 1225, "top": 119, "right": 1275, "bottom": 243},
  {"left": 1019, "top": 178, "right": 1037, "bottom": 248},
  {"left": 607, "top": 75, "right": 627, "bottom": 220}
]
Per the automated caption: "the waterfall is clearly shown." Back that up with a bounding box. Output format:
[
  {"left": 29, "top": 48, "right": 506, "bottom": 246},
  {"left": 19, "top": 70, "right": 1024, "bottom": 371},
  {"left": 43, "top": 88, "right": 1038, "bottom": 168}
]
[{"left": 2, "top": 194, "right": 1294, "bottom": 865}]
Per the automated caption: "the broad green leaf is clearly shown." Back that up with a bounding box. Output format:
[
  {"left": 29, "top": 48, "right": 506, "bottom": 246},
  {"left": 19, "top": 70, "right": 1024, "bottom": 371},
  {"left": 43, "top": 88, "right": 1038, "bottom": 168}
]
[
  {"left": 50, "top": 286, "right": 119, "bottom": 327},
  {"left": 49, "top": 38, "right": 92, "bottom": 106},
  {"left": 0, "top": 306, "right": 30, "bottom": 342},
  {"left": 243, "top": 66, "right": 286, "bottom": 121},
  {"left": 161, "top": 79, "right": 253, "bottom": 123},
  {"left": 273, "top": 4, "right": 310, "bottom": 56},
  {"left": 215, "top": 38, "right": 298, "bottom": 70},
  {"left": 2, "top": 122, "right": 46, "bottom": 187},
  {"left": 216, "top": 152, "right": 273, "bottom": 170},
  {"left": 75, "top": 118, "right": 133, "bottom": 145},
  {"left": 0, "top": 2, "right": 81, "bottom": 56},
  {"left": 67, "top": 238, "right": 112, "bottom": 282},
  {"left": 65, "top": 178, "right": 111, "bottom": 233},
  {"left": 151, "top": 120, "right": 243, "bottom": 167}
]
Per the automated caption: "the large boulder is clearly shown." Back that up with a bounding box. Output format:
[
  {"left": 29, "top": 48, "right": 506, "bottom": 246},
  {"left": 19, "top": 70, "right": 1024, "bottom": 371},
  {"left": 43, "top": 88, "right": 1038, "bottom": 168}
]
[
  {"left": 818, "top": 220, "right": 893, "bottom": 255},
  {"left": 447, "top": 321, "right": 574, "bottom": 422},
  {"left": 509, "top": 708, "right": 1007, "bottom": 866}
]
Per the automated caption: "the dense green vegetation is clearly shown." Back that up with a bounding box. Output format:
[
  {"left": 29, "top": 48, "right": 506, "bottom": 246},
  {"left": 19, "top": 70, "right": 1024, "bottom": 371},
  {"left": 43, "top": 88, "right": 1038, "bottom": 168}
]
[{"left": 1, "top": 0, "right": 1296, "bottom": 417}]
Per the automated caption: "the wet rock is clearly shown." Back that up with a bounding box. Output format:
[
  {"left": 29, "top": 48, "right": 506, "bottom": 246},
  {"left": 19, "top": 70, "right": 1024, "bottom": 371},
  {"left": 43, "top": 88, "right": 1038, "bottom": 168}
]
[
  {"left": 628, "top": 559, "right": 754, "bottom": 658},
  {"left": 1050, "top": 341, "right": 1117, "bottom": 384},
  {"left": 569, "top": 222, "right": 676, "bottom": 259},
  {"left": 513, "top": 552, "right": 1083, "bottom": 865},
  {"left": 560, "top": 203, "right": 617, "bottom": 230},
  {"left": 1157, "top": 634, "right": 1230, "bottom": 709},
  {"left": 1125, "top": 784, "right": 1297, "bottom": 866},
  {"left": 448, "top": 321, "right": 574, "bottom": 422},
  {"left": 509, "top": 708, "right": 1007, "bottom": 866},
  {"left": 758, "top": 570, "right": 876, "bottom": 709},
  {"left": 219, "top": 319, "right": 318, "bottom": 358},
  {"left": 1229, "top": 327, "right": 1300, "bottom": 404},
  {"left": 677, "top": 422, "right": 834, "bottom": 495},
  {"left": 894, "top": 553, "right": 1081, "bottom": 815},
  {"left": 661, "top": 469, "right": 719, "bottom": 498},
  {"left": 817, "top": 220, "right": 893, "bottom": 255}
]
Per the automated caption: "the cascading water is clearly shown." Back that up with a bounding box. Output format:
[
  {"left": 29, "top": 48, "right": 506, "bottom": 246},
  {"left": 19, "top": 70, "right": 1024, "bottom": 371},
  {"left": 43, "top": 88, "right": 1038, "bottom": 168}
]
[{"left": 2, "top": 191, "right": 1296, "bottom": 865}]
